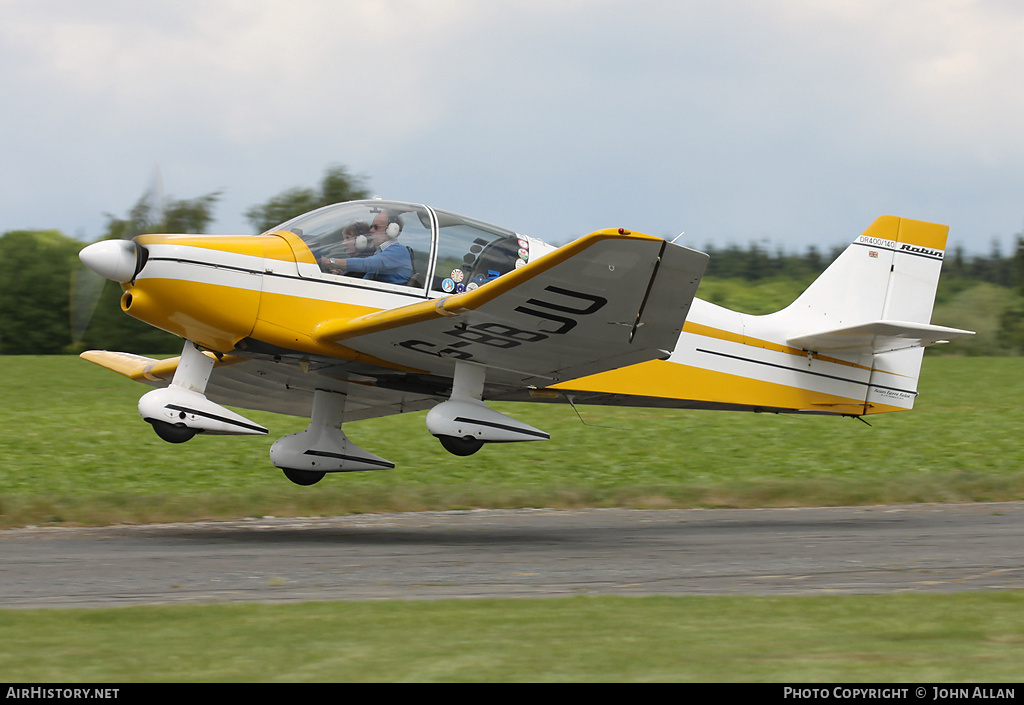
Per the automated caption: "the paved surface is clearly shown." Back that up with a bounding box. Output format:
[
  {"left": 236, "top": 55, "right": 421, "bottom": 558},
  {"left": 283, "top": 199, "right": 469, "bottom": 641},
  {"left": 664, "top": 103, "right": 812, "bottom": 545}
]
[{"left": 2, "top": 502, "right": 1023, "bottom": 608}]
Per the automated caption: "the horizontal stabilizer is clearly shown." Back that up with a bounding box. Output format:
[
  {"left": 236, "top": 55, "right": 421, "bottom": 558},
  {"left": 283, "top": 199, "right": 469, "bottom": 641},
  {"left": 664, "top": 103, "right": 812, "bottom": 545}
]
[{"left": 788, "top": 320, "right": 974, "bottom": 354}]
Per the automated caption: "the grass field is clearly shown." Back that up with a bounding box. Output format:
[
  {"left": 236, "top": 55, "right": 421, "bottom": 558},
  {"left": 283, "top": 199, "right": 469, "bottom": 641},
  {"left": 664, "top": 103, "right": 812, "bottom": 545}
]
[
  {"left": 1, "top": 355, "right": 1023, "bottom": 526},
  {"left": 3, "top": 355, "right": 1024, "bottom": 682},
  {"left": 3, "top": 593, "right": 1024, "bottom": 682}
]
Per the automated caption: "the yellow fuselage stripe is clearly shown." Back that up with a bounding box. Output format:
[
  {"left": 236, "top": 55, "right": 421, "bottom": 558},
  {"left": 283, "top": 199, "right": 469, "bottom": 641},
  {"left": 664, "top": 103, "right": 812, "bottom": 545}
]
[{"left": 550, "top": 357, "right": 901, "bottom": 415}]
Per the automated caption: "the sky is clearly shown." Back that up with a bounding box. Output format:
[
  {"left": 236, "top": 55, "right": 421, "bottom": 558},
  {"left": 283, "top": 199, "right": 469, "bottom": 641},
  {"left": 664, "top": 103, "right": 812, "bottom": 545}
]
[{"left": 2, "top": 0, "right": 1023, "bottom": 255}]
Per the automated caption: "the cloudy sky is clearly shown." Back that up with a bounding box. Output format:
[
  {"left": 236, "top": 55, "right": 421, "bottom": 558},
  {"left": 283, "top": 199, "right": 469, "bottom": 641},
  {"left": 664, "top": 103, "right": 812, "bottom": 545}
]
[{"left": 2, "top": 0, "right": 1022, "bottom": 254}]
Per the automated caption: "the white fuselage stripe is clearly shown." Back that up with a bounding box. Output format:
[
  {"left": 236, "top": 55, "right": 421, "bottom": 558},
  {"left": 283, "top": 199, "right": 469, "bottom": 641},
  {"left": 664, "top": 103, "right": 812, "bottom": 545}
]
[{"left": 141, "top": 243, "right": 435, "bottom": 308}]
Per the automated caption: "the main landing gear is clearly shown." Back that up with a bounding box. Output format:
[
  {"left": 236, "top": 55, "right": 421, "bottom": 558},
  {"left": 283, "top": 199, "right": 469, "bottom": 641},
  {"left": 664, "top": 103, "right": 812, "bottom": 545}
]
[
  {"left": 271, "top": 388, "right": 395, "bottom": 486},
  {"left": 426, "top": 361, "right": 549, "bottom": 456}
]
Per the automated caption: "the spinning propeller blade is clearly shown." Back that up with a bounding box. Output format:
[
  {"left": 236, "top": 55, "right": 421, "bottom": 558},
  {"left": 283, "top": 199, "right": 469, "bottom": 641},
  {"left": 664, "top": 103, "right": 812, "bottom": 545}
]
[{"left": 68, "top": 168, "right": 165, "bottom": 348}]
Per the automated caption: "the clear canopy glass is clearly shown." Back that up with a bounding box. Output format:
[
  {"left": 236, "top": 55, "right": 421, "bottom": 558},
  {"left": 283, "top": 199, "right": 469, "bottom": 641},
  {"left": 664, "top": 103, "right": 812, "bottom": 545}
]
[{"left": 269, "top": 200, "right": 533, "bottom": 293}]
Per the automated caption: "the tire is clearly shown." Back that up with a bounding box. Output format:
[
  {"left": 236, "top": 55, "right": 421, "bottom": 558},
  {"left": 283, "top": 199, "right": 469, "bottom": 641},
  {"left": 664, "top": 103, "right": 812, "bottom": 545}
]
[
  {"left": 437, "top": 435, "right": 484, "bottom": 456},
  {"left": 148, "top": 420, "right": 197, "bottom": 444},
  {"left": 282, "top": 468, "right": 326, "bottom": 486}
]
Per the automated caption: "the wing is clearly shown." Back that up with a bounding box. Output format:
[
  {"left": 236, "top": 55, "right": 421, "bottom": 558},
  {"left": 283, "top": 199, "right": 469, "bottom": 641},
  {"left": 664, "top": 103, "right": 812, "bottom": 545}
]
[
  {"left": 312, "top": 230, "right": 709, "bottom": 387},
  {"left": 81, "top": 350, "right": 443, "bottom": 422}
]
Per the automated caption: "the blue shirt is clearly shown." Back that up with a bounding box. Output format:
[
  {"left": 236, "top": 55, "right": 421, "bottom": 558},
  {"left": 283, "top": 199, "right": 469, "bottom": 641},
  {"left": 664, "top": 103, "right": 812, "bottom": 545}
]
[{"left": 344, "top": 240, "right": 413, "bottom": 284}]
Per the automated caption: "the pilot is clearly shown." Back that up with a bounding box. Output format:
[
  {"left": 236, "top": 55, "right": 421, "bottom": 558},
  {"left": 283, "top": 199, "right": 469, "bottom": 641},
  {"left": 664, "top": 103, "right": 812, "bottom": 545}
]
[{"left": 323, "top": 210, "right": 413, "bottom": 284}]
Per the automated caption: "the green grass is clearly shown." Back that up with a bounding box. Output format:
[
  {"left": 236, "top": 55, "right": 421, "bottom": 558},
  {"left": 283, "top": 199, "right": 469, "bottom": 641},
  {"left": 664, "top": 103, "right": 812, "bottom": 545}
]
[
  {"left": 2, "top": 593, "right": 1024, "bottom": 682},
  {"left": 696, "top": 276, "right": 813, "bottom": 315},
  {"left": 2, "top": 355, "right": 1024, "bottom": 526}
]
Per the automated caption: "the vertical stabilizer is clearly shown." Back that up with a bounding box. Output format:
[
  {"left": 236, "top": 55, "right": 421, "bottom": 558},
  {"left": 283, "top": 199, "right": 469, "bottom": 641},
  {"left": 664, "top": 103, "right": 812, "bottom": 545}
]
[
  {"left": 774, "top": 216, "right": 948, "bottom": 331},
  {"left": 763, "top": 216, "right": 969, "bottom": 413}
]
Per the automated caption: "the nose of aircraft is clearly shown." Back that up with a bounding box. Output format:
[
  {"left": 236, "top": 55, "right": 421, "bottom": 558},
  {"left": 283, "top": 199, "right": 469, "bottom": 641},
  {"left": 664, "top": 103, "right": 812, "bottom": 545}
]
[{"left": 79, "top": 240, "right": 141, "bottom": 283}]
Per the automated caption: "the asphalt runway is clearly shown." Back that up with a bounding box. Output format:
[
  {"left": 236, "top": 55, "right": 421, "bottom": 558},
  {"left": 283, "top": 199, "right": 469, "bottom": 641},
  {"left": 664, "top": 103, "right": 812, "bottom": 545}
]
[{"left": 2, "top": 502, "right": 1023, "bottom": 608}]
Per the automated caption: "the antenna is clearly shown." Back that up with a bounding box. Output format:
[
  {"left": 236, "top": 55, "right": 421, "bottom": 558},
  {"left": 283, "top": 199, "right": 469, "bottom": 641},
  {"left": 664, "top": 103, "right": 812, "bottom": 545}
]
[{"left": 564, "top": 395, "right": 627, "bottom": 431}]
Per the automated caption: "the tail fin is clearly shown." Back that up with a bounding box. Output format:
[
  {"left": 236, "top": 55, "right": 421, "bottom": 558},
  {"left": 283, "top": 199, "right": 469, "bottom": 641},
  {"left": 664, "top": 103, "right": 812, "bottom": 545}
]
[
  {"left": 765, "top": 215, "right": 973, "bottom": 412},
  {"left": 780, "top": 217, "right": 943, "bottom": 327}
]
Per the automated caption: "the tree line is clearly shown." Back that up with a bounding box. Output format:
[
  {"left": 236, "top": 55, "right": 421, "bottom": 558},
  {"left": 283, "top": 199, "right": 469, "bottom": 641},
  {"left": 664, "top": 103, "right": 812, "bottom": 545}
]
[
  {"left": 0, "top": 165, "right": 1021, "bottom": 354},
  {"left": 699, "top": 238, "right": 1023, "bottom": 289}
]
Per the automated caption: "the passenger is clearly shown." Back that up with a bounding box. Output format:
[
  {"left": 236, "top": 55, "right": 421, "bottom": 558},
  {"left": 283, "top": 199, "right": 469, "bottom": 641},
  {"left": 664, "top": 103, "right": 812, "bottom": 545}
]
[
  {"left": 323, "top": 210, "right": 413, "bottom": 284},
  {"left": 320, "top": 221, "right": 370, "bottom": 275}
]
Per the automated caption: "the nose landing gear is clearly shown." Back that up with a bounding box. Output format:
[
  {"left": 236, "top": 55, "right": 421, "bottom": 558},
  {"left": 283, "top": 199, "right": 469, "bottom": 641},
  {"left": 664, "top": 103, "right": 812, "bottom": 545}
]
[{"left": 139, "top": 342, "right": 268, "bottom": 442}]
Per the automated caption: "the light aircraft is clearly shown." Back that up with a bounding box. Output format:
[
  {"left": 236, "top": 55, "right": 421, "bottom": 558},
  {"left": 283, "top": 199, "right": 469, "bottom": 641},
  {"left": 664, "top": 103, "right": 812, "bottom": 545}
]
[{"left": 78, "top": 199, "right": 973, "bottom": 485}]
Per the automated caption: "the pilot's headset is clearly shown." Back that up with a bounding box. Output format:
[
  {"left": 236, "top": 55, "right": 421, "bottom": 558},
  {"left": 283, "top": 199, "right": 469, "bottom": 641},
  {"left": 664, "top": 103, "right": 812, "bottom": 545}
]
[
  {"left": 358, "top": 213, "right": 402, "bottom": 250},
  {"left": 383, "top": 213, "right": 402, "bottom": 239},
  {"left": 341, "top": 221, "right": 371, "bottom": 253}
]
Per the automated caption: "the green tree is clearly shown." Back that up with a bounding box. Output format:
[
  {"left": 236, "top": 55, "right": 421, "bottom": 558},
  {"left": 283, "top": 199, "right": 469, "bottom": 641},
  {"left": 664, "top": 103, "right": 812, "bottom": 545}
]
[
  {"left": 999, "top": 233, "right": 1024, "bottom": 353},
  {"left": 103, "top": 188, "right": 220, "bottom": 240},
  {"left": 244, "top": 165, "right": 369, "bottom": 233},
  {"left": 0, "top": 230, "right": 82, "bottom": 354}
]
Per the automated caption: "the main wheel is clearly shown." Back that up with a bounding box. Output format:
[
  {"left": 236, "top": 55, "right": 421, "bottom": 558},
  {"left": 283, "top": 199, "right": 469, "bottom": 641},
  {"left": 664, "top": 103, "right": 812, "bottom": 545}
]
[
  {"left": 437, "top": 435, "right": 484, "bottom": 456},
  {"left": 282, "top": 468, "right": 326, "bottom": 486},
  {"left": 148, "top": 419, "right": 197, "bottom": 444}
]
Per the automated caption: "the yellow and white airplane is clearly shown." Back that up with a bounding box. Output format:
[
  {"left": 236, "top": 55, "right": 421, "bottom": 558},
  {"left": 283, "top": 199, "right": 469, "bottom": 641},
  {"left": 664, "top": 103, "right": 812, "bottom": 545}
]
[{"left": 79, "top": 199, "right": 973, "bottom": 485}]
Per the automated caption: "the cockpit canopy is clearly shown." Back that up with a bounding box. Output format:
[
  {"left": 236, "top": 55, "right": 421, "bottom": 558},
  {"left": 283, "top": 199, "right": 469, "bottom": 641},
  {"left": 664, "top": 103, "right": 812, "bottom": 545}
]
[{"left": 270, "top": 200, "right": 544, "bottom": 295}]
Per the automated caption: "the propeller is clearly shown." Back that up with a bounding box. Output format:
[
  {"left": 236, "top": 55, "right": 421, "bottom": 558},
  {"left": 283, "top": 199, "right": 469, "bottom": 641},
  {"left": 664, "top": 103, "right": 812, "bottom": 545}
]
[
  {"left": 69, "top": 169, "right": 165, "bottom": 350},
  {"left": 69, "top": 261, "right": 108, "bottom": 350}
]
